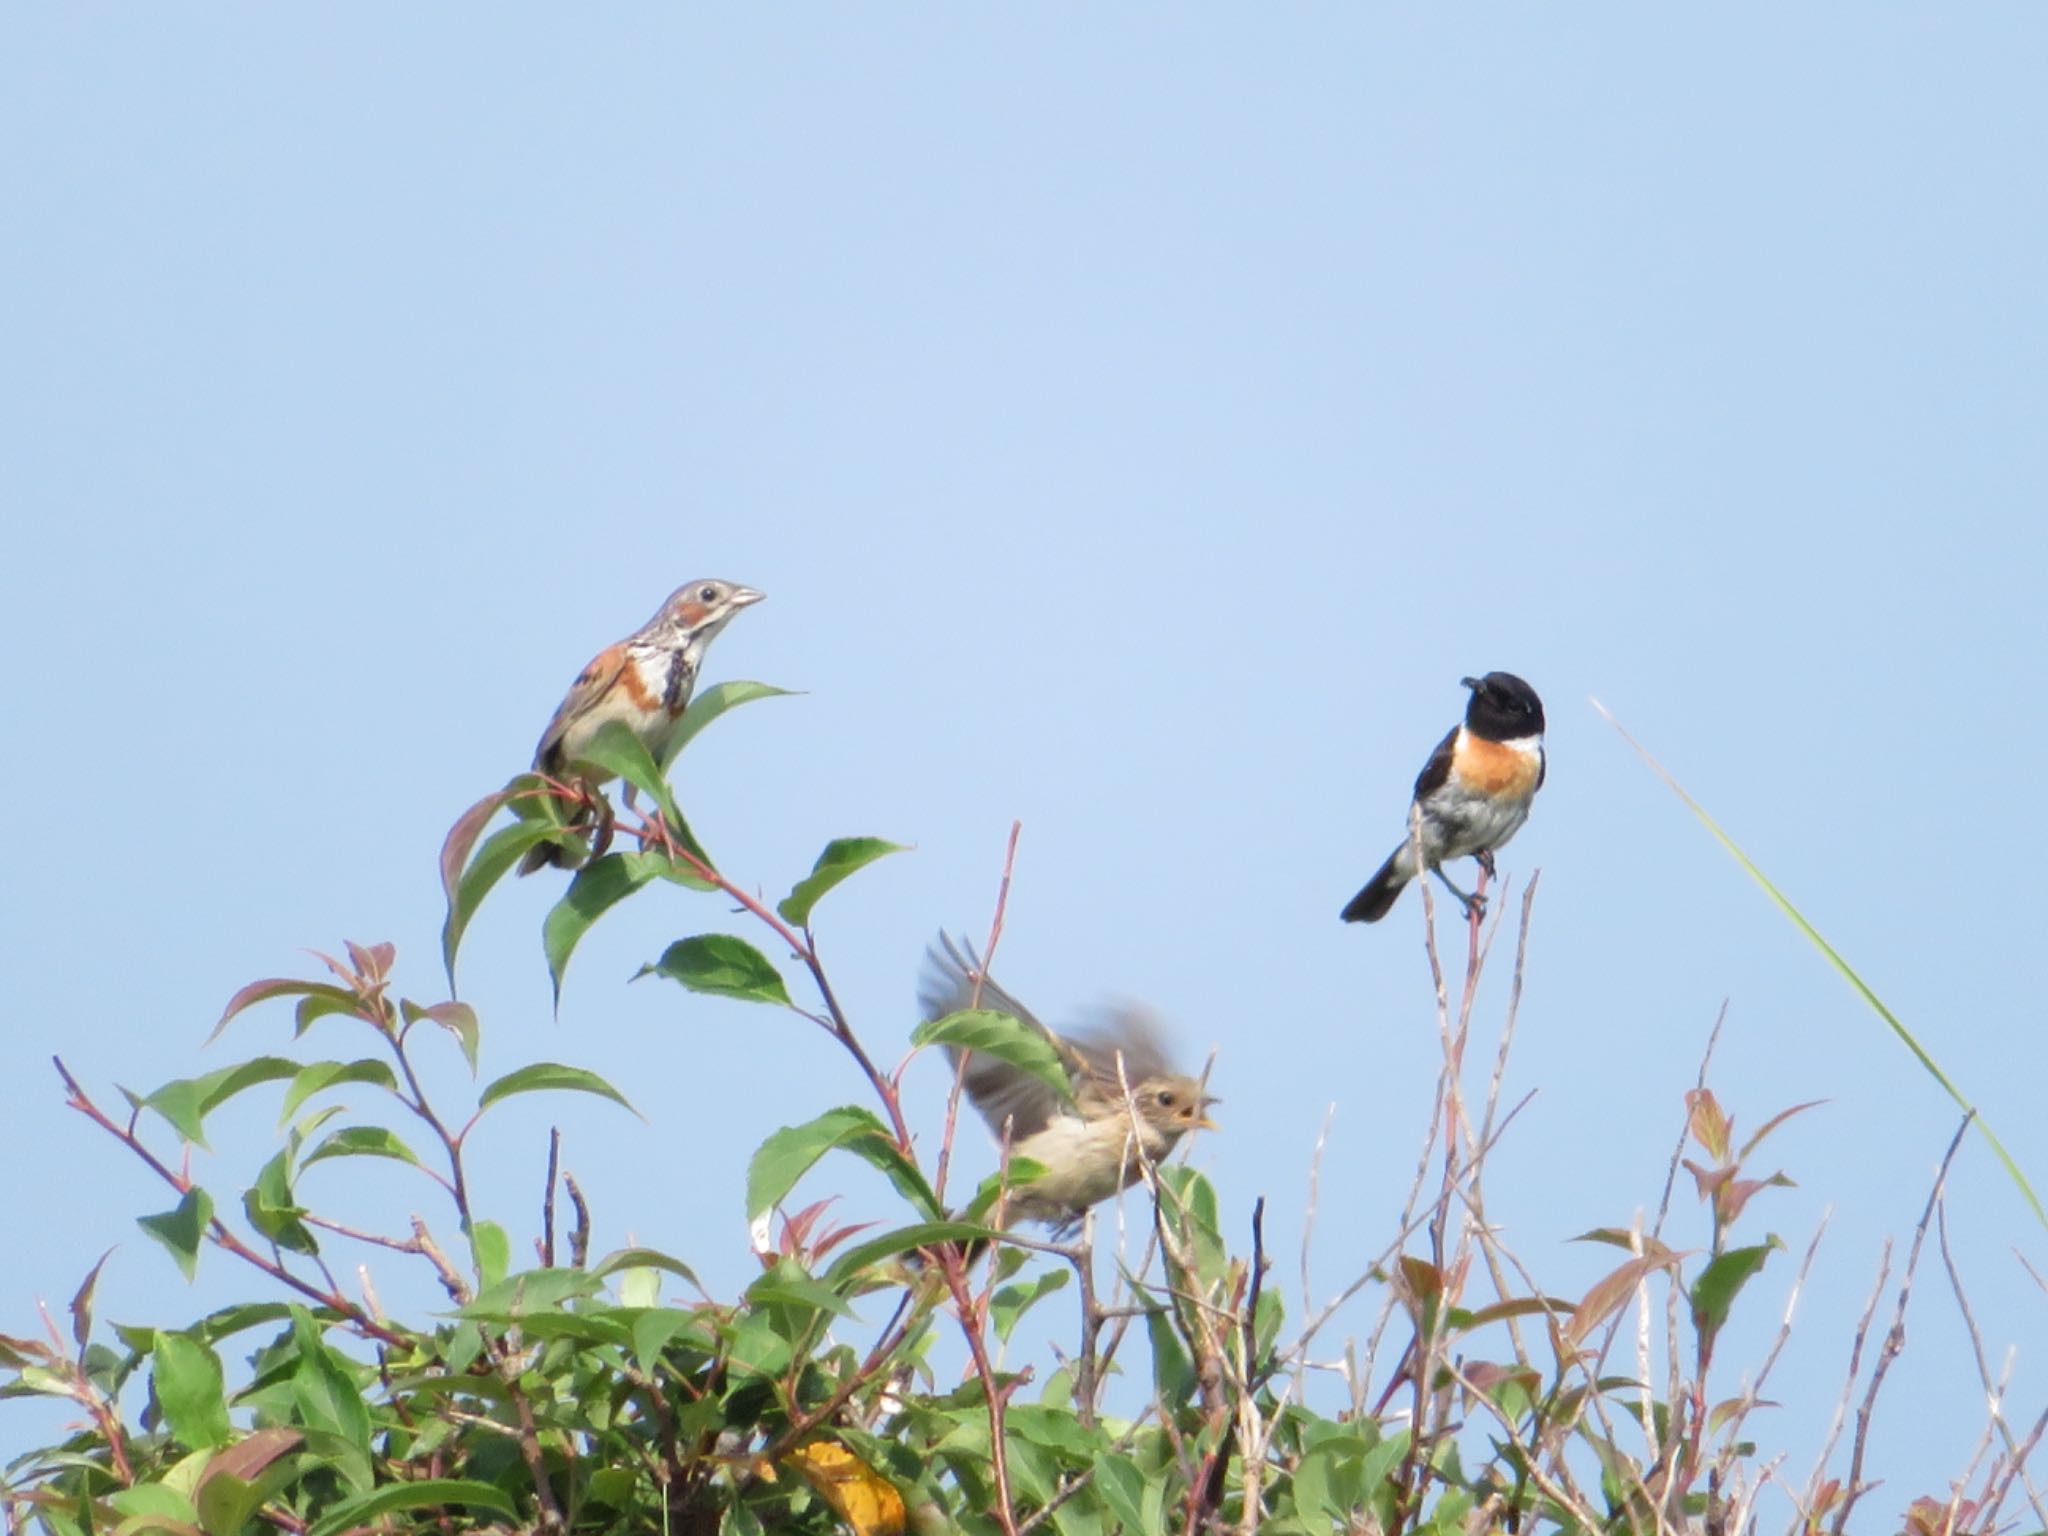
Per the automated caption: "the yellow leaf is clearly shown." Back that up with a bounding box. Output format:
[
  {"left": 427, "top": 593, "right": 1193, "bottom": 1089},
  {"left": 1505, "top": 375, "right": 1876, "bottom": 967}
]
[{"left": 785, "top": 1440, "right": 907, "bottom": 1536}]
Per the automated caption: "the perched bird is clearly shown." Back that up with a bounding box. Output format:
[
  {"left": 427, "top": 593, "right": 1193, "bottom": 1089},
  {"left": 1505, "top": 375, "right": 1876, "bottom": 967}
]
[
  {"left": 1340, "top": 671, "right": 1546, "bottom": 924},
  {"left": 919, "top": 933, "right": 1216, "bottom": 1235},
  {"left": 518, "top": 579, "right": 765, "bottom": 874}
]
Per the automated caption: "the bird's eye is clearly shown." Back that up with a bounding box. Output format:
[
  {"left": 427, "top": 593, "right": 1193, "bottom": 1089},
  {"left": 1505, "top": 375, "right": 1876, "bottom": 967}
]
[{"left": 698, "top": 584, "right": 719, "bottom": 603}]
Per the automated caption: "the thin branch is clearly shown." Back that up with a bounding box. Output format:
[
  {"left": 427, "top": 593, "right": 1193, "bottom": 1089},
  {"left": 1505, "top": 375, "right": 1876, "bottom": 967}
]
[
  {"left": 54, "top": 1058, "right": 411, "bottom": 1348},
  {"left": 539, "top": 1128, "right": 560, "bottom": 1267},
  {"left": 1938, "top": 1194, "right": 2048, "bottom": 1534},
  {"left": 1829, "top": 1113, "right": 1974, "bottom": 1536}
]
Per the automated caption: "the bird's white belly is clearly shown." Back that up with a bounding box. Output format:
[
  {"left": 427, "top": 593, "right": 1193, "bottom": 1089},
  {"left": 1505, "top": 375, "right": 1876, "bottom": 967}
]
[
  {"left": 557, "top": 689, "right": 656, "bottom": 776},
  {"left": 1424, "top": 780, "right": 1532, "bottom": 860}
]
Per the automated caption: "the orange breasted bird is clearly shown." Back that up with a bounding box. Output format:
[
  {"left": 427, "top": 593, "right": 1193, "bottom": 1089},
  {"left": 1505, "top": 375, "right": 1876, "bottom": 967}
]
[
  {"left": 518, "top": 579, "right": 764, "bottom": 874},
  {"left": 1340, "top": 671, "right": 1545, "bottom": 924}
]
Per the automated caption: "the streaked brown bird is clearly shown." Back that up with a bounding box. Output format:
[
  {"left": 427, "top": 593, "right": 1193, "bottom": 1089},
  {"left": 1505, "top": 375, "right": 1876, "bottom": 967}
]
[
  {"left": 519, "top": 579, "right": 764, "bottom": 874},
  {"left": 919, "top": 933, "right": 1216, "bottom": 1235}
]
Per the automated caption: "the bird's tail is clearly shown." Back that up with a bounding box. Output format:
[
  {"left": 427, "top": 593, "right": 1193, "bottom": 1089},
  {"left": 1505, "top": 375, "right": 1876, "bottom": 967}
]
[
  {"left": 517, "top": 804, "right": 601, "bottom": 875},
  {"left": 1340, "top": 844, "right": 1415, "bottom": 924},
  {"left": 517, "top": 840, "right": 570, "bottom": 876}
]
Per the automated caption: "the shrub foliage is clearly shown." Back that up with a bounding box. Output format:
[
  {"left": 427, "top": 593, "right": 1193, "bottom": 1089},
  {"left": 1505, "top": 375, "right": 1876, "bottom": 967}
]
[{"left": 2, "top": 686, "right": 2039, "bottom": 1536}]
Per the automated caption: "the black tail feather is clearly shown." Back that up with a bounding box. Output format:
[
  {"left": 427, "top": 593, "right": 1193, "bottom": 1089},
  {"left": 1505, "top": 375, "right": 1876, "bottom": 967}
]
[{"left": 1339, "top": 851, "right": 1408, "bottom": 924}]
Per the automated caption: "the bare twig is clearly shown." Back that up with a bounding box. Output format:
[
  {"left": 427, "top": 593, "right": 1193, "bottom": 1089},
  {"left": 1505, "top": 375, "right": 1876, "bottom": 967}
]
[
  {"left": 564, "top": 1173, "right": 591, "bottom": 1268},
  {"left": 539, "top": 1127, "right": 560, "bottom": 1267},
  {"left": 1828, "top": 1113, "right": 1974, "bottom": 1536},
  {"left": 1938, "top": 1196, "right": 2048, "bottom": 1534}
]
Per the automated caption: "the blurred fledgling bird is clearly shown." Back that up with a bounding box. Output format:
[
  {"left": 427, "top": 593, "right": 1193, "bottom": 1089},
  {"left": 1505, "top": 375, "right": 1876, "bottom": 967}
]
[
  {"left": 1340, "top": 670, "right": 1546, "bottom": 924},
  {"left": 519, "top": 579, "right": 765, "bottom": 874},
  {"left": 919, "top": 933, "right": 1216, "bottom": 1235}
]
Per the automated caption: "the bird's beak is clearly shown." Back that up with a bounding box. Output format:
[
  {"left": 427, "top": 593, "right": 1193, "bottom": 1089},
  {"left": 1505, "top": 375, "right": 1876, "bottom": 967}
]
[{"left": 730, "top": 586, "right": 767, "bottom": 608}]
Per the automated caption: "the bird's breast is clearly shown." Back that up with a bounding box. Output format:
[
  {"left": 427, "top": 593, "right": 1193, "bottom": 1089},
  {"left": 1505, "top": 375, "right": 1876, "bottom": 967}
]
[{"left": 1449, "top": 731, "right": 1543, "bottom": 799}]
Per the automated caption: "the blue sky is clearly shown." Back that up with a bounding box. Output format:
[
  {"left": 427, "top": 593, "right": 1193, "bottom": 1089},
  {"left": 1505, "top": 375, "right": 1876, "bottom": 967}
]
[{"left": 5, "top": 3, "right": 2046, "bottom": 1516}]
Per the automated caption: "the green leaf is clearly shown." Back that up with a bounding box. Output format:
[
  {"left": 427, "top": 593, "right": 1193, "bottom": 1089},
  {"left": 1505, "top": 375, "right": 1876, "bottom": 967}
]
[
  {"left": 306, "top": 1480, "right": 516, "bottom": 1536},
  {"left": 477, "top": 1061, "right": 637, "bottom": 1116},
  {"left": 822, "top": 1221, "right": 1000, "bottom": 1285},
  {"left": 777, "top": 837, "right": 908, "bottom": 927},
  {"left": 614, "top": 1263, "right": 662, "bottom": 1310},
  {"left": 150, "top": 1332, "right": 231, "bottom": 1450},
  {"left": 1004, "top": 1402, "right": 1094, "bottom": 1456},
  {"left": 1144, "top": 1304, "right": 1193, "bottom": 1401},
  {"left": 992, "top": 1266, "right": 1071, "bottom": 1344},
  {"left": 460, "top": 1267, "right": 606, "bottom": 1319},
  {"left": 747, "top": 1107, "right": 940, "bottom": 1222},
  {"left": 746, "top": 1268, "right": 856, "bottom": 1321},
  {"left": 441, "top": 814, "right": 563, "bottom": 987},
  {"left": 628, "top": 1309, "right": 707, "bottom": 1373},
  {"left": 960, "top": 1159, "right": 1049, "bottom": 1224},
  {"left": 1156, "top": 1165, "right": 1225, "bottom": 1286},
  {"left": 1689, "top": 1242, "right": 1778, "bottom": 1335},
  {"left": 277, "top": 1059, "right": 398, "bottom": 1125},
  {"left": 107, "top": 1484, "right": 201, "bottom": 1529},
  {"left": 471, "top": 1221, "right": 511, "bottom": 1291},
  {"left": 243, "top": 1148, "right": 318, "bottom": 1255},
  {"left": 574, "top": 721, "right": 709, "bottom": 862},
  {"left": 145, "top": 1058, "right": 301, "bottom": 1147},
  {"left": 1598, "top": 701, "right": 2048, "bottom": 1234},
  {"left": 592, "top": 1246, "right": 705, "bottom": 1295},
  {"left": 399, "top": 1000, "right": 481, "bottom": 1075},
  {"left": 542, "top": 852, "right": 712, "bottom": 1006},
  {"left": 1095, "top": 1454, "right": 1152, "bottom": 1535},
  {"left": 139, "top": 1189, "right": 213, "bottom": 1281},
  {"left": 289, "top": 1311, "right": 371, "bottom": 1470},
  {"left": 663, "top": 678, "right": 795, "bottom": 765},
  {"left": 194, "top": 1471, "right": 263, "bottom": 1536},
  {"left": 911, "top": 1009, "right": 1071, "bottom": 1104},
  {"left": 299, "top": 1126, "right": 425, "bottom": 1171},
  {"left": 641, "top": 934, "right": 792, "bottom": 1006}
]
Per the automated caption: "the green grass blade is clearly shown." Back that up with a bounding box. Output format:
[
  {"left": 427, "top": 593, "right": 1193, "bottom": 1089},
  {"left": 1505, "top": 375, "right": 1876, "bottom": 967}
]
[{"left": 1594, "top": 699, "right": 2046, "bottom": 1233}]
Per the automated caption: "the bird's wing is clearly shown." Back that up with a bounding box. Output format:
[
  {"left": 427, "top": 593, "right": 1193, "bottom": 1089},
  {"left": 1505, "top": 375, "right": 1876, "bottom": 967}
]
[
  {"left": 1065, "top": 1004, "right": 1177, "bottom": 1111},
  {"left": 532, "top": 643, "right": 631, "bottom": 774},
  {"left": 919, "top": 933, "right": 1079, "bottom": 1143},
  {"left": 1410, "top": 723, "right": 1460, "bottom": 802}
]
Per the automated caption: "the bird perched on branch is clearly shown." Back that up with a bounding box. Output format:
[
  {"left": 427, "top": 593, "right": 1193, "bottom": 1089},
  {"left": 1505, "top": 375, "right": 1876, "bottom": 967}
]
[
  {"left": 519, "top": 579, "right": 765, "bottom": 874},
  {"left": 1340, "top": 671, "right": 1546, "bottom": 924},
  {"left": 919, "top": 933, "right": 1216, "bottom": 1235}
]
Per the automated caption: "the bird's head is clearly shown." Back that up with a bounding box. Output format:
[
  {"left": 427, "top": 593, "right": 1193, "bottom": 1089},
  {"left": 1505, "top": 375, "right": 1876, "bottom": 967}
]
[
  {"left": 1460, "top": 670, "right": 1545, "bottom": 737},
  {"left": 1131, "top": 1075, "right": 1220, "bottom": 1143},
  {"left": 654, "top": 579, "right": 767, "bottom": 647}
]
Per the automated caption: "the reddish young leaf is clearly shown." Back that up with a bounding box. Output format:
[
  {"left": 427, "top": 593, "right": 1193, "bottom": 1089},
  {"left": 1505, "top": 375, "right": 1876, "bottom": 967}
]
[
  {"left": 209, "top": 978, "right": 357, "bottom": 1044},
  {"left": 1685, "top": 1159, "right": 1735, "bottom": 1203},
  {"left": 1686, "top": 1088, "right": 1731, "bottom": 1164},
  {"left": 1738, "top": 1098, "right": 1826, "bottom": 1160},
  {"left": 439, "top": 788, "right": 512, "bottom": 907},
  {"left": 70, "top": 1247, "right": 116, "bottom": 1353},
  {"left": 1566, "top": 1243, "right": 1684, "bottom": 1349}
]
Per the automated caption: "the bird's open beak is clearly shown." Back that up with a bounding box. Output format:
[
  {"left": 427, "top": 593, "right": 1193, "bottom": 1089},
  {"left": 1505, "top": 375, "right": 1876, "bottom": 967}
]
[{"left": 731, "top": 586, "right": 767, "bottom": 608}]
